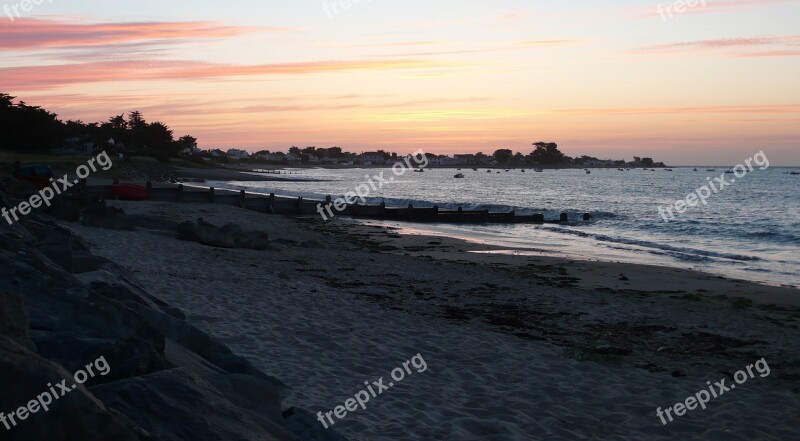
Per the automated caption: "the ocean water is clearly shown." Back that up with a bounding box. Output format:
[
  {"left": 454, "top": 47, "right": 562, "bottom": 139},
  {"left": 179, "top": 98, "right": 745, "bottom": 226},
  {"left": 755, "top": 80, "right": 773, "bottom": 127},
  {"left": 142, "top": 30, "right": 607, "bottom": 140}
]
[{"left": 209, "top": 167, "right": 800, "bottom": 287}]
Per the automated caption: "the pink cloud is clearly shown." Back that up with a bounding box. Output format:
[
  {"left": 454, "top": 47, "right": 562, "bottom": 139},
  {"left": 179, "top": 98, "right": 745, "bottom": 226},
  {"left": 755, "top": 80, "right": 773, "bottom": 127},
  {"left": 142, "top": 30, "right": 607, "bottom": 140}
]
[
  {"left": 553, "top": 104, "right": 800, "bottom": 115},
  {"left": 635, "top": 0, "right": 800, "bottom": 18},
  {"left": 0, "top": 18, "right": 277, "bottom": 51},
  {"left": 632, "top": 35, "right": 800, "bottom": 57},
  {"left": 0, "top": 59, "right": 463, "bottom": 90}
]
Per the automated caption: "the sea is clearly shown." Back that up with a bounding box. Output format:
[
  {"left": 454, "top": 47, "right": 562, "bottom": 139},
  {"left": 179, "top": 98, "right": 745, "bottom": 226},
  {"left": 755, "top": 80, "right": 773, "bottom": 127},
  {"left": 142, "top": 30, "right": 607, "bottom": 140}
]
[{"left": 208, "top": 166, "right": 800, "bottom": 287}]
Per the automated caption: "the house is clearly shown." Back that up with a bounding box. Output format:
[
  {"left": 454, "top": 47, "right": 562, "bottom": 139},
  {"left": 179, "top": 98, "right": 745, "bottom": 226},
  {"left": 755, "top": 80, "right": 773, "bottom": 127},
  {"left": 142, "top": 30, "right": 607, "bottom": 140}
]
[
  {"left": 453, "top": 154, "right": 476, "bottom": 165},
  {"left": 360, "top": 152, "right": 386, "bottom": 165},
  {"left": 254, "top": 152, "right": 285, "bottom": 162},
  {"left": 428, "top": 155, "right": 455, "bottom": 166},
  {"left": 227, "top": 149, "right": 250, "bottom": 160},
  {"left": 180, "top": 146, "right": 202, "bottom": 156}
]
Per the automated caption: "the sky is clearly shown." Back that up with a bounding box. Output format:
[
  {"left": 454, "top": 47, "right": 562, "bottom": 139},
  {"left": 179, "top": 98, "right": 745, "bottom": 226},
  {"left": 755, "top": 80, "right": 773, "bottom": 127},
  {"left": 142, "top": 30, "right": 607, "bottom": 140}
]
[{"left": 1, "top": 0, "right": 799, "bottom": 165}]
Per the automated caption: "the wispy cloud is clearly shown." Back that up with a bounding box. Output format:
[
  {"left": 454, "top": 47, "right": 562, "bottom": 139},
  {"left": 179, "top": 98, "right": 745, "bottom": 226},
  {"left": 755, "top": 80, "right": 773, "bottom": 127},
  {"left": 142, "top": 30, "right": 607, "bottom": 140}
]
[
  {"left": 552, "top": 104, "right": 800, "bottom": 115},
  {"left": 0, "top": 59, "right": 466, "bottom": 90},
  {"left": 634, "top": 0, "right": 800, "bottom": 18},
  {"left": 632, "top": 35, "right": 800, "bottom": 57},
  {"left": 0, "top": 18, "right": 276, "bottom": 51}
]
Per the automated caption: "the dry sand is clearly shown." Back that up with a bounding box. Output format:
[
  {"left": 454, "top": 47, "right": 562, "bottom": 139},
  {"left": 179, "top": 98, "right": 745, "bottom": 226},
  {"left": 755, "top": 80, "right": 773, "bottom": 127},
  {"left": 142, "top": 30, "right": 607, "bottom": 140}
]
[{"left": 63, "top": 201, "right": 800, "bottom": 441}]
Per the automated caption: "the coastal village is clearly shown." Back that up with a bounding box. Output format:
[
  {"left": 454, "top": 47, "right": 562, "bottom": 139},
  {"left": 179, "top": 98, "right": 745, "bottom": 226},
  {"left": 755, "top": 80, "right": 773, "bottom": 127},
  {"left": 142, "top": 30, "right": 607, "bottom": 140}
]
[{"left": 192, "top": 147, "right": 666, "bottom": 168}]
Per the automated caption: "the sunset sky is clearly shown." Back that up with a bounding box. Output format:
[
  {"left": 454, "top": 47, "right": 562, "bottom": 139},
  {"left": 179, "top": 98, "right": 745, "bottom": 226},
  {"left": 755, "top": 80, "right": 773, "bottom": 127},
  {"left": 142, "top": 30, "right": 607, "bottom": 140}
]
[{"left": 1, "top": 0, "right": 799, "bottom": 165}]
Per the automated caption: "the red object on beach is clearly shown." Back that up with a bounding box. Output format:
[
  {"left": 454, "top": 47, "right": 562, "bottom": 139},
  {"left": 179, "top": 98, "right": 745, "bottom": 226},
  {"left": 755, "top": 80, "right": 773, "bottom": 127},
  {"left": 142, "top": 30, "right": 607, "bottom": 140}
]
[{"left": 112, "top": 183, "right": 149, "bottom": 201}]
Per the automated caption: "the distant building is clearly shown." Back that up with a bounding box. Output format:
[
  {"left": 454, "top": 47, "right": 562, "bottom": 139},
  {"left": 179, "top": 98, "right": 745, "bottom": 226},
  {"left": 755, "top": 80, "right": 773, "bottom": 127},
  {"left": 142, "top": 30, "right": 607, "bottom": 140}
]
[
  {"left": 227, "top": 149, "right": 250, "bottom": 160},
  {"left": 453, "top": 154, "right": 476, "bottom": 165},
  {"left": 360, "top": 152, "right": 386, "bottom": 165},
  {"left": 254, "top": 152, "right": 285, "bottom": 162},
  {"left": 180, "top": 146, "right": 202, "bottom": 156},
  {"left": 428, "top": 155, "right": 455, "bottom": 166}
]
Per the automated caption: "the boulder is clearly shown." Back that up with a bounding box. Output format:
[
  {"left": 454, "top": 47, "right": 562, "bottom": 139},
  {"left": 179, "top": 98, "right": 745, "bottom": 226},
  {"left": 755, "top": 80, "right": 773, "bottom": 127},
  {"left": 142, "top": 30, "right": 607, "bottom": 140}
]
[
  {"left": 0, "top": 291, "right": 29, "bottom": 346},
  {"left": 80, "top": 203, "right": 134, "bottom": 230},
  {"left": 176, "top": 220, "right": 269, "bottom": 250},
  {"left": 0, "top": 335, "right": 142, "bottom": 441},
  {"left": 236, "top": 231, "right": 270, "bottom": 251}
]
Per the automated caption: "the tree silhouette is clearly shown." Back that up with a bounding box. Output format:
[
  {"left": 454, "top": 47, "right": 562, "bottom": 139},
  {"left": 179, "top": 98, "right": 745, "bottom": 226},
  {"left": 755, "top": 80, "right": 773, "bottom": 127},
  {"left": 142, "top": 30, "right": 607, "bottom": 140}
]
[{"left": 493, "top": 149, "right": 514, "bottom": 164}]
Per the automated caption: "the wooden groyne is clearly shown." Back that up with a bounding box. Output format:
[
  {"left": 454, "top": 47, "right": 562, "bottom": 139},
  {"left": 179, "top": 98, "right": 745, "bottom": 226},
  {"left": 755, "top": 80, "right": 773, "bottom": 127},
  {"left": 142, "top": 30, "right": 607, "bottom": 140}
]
[{"left": 86, "top": 182, "right": 590, "bottom": 225}]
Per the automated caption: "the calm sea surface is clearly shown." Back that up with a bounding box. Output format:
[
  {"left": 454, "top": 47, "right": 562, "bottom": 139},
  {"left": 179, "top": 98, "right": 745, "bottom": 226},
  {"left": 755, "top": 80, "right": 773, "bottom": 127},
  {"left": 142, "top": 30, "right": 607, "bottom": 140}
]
[{"left": 209, "top": 167, "right": 800, "bottom": 287}]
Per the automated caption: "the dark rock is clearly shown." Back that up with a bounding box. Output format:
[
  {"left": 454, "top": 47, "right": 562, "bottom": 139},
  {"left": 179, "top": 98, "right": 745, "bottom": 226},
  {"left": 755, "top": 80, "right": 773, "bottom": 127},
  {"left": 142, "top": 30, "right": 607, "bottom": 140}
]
[
  {"left": 122, "top": 301, "right": 273, "bottom": 381},
  {"left": 176, "top": 221, "right": 202, "bottom": 242},
  {"left": 93, "top": 367, "right": 291, "bottom": 441},
  {"left": 35, "top": 243, "right": 74, "bottom": 273},
  {"left": 235, "top": 231, "right": 270, "bottom": 250},
  {"left": 177, "top": 220, "right": 269, "bottom": 250},
  {"left": 0, "top": 291, "right": 29, "bottom": 346},
  {"left": 81, "top": 203, "right": 135, "bottom": 230},
  {"left": 72, "top": 252, "right": 111, "bottom": 274},
  {"left": 93, "top": 284, "right": 149, "bottom": 305},
  {"left": 0, "top": 336, "right": 141, "bottom": 441},
  {"left": 26, "top": 291, "right": 168, "bottom": 384}
]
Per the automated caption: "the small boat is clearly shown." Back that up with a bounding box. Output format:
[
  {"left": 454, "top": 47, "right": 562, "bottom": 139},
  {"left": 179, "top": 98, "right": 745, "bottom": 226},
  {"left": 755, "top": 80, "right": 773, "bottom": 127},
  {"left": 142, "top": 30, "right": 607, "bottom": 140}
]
[
  {"left": 473, "top": 168, "right": 478, "bottom": 171},
  {"left": 413, "top": 168, "right": 424, "bottom": 173},
  {"left": 454, "top": 173, "right": 465, "bottom": 179},
  {"left": 725, "top": 170, "right": 735, "bottom": 174},
  {"left": 112, "top": 183, "right": 149, "bottom": 201},
  {"left": 521, "top": 169, "right": 526, "bottom": 172},
  {"left": 706, "top": 168, "right": 715, "bottom": 172},
  {"left": 693, "top": 168, "right": 698, "bottom": 171},
  {"left": 790, "top": 171, "right": 800, "bottom": 175},
  {"left": 534, "top": 168, "right": 544, "bottom": 173},
  {"left": 14, "top": 163, "right": 54, "bottom": 190},
  {"left": 585, "top": 169, "right": 591, "bottom": 174},
  {"left": 486, "top": 170, "right": 492, "bottom": 173}
]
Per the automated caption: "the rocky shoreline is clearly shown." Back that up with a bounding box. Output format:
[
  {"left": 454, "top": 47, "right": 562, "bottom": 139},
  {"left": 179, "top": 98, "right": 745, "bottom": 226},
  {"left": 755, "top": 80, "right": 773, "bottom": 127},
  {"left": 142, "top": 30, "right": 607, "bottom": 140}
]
[{"left": 0, "top": 176, "right": 347, "bottom": 440}]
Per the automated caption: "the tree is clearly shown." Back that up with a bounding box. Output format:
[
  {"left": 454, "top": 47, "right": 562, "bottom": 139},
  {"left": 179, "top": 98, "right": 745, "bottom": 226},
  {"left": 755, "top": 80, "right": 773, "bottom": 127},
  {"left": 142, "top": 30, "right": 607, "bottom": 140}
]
[
  {"left": 178, "top": 135, "right": 198, "bottom": 150},
  {"left": 128, "top": 111, "right": 146, "bottom": 129},
  {"left": 108, "top": 114, "right": 127, "bottom": 130},
  {"left": 529, "top": 142, "right": 565, "bottom": 165},
  {"left": 493, "top": 149, "right": 514, "bottom": 164},
  {"left": 0, "top": 94, "right": 63, "bottom": 152}
]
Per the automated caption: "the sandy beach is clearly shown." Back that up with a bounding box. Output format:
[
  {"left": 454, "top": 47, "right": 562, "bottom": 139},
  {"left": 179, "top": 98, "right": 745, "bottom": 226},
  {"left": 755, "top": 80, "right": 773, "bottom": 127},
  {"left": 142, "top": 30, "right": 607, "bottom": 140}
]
[{"left": 62, "top": 200, "right": 800, "bottom": 441}]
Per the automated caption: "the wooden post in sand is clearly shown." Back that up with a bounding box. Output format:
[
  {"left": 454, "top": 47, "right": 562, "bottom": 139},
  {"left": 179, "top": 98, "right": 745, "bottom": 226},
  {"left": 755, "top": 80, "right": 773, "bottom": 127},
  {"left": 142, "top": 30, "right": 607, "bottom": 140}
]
[
  {"left": 209, "top": 187, "right": 215, "bottom": 203},
  {"left": 297, "top": 197, "right": 303, "bottom": 214},
  {"left": 146, "top": 181, "right": 152, "bottom": 199},
  {"left": 380, "top": 201, "right": 386, "bottom": 217},
  {"left": 240, "top": 190, "right": 246, "bottom": 207},
  {"left": 560, "top": 212, "right": 568, "bottom": 222},
  {"left": 533, "top": 214, "right": 544, "bottom": 223},
  {"left": 177, "top": 184, "right": 184, "bottom": 202},
  {"left": 583, "top": 213, "right": 591, "bottom": 221},
  {"left": 268, "top": 193, "right": 276, "bottom": 214}
]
